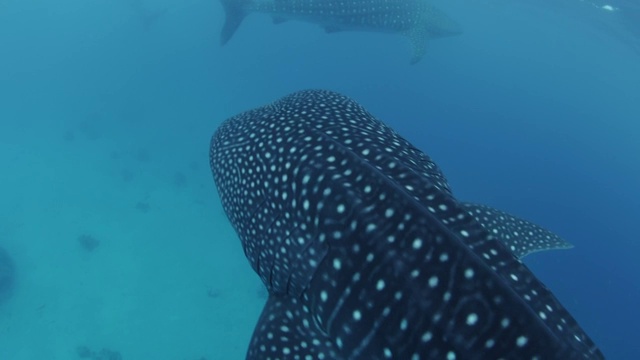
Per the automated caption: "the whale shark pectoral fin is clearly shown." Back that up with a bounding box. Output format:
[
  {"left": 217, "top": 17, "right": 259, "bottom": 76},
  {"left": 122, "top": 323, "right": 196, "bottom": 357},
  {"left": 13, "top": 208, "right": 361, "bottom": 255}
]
[
  {"left": 272, "top": 16, "right": 287, "bottom": 24},
  {"left": 220, "top": 0, "right": 251, "bottom": 45},
  {"left": 407, "top": 28, "right": 428, "bottom": 64},
  {"left": 461, "top": 202, "right": 575, "bottom": 259},
  {"left": 247, "top": 295, "right": 341, "bottom": 360}
]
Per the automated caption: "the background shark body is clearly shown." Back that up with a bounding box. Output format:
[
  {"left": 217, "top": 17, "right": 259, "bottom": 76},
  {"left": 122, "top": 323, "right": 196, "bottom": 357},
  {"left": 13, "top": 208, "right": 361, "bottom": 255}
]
[
  {"left": 209, "top": 90, "right": 604, "bottom": 359},
  {"left": 219, "top": 0, "right": 462, "bottom": 63}
]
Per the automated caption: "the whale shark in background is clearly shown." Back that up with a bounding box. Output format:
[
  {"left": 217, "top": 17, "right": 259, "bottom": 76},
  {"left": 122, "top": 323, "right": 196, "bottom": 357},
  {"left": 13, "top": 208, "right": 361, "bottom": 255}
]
[
  {"left": 209, "top": 90, "right": 604, "bottom": 359},
  {"left": 218, "top": 0, "right": 462, "bottom": 63}
]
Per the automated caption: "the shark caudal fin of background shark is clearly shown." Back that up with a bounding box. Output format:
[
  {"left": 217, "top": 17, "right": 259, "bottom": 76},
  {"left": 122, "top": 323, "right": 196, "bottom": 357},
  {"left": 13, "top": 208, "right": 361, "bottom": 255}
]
[
  {"left": 220, "top": 0, "right": 251, "bottom": 45},
  {"left": 462, "top": 202, "right": 574, "bottom": 258},
  {"left": 408, "top": 4, "right": 463, "bottom": 64}
]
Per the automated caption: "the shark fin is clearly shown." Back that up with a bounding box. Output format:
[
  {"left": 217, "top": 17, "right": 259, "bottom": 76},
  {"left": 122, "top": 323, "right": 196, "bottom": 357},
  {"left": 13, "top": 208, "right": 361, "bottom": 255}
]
[
  {"left": 461, "top": 202, "right": 574, "bottom": 259},
  {"left": 220, "top": 0, "right": 251, "bottom": 45},
  {"left": 407, "top": 28, "right": 428, "bottom": 64},
  {"left": 272, "top": 16, "right": 287, "bottom": 24},
  {"left": 247, "top": 295, "right": 339, "bottom": 359}
]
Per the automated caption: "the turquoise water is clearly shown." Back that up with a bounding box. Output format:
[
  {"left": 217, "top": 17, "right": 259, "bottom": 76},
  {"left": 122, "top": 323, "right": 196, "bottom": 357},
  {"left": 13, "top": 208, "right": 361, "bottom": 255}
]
[{"left": 0, "top": 0, "right": 638, "bottom": 359}]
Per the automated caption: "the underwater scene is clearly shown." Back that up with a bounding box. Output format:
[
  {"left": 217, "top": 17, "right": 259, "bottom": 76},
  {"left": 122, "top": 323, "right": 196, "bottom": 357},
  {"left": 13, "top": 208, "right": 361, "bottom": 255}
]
[{"left": 0, "top": 0, "right": 639, "bottom": 359}]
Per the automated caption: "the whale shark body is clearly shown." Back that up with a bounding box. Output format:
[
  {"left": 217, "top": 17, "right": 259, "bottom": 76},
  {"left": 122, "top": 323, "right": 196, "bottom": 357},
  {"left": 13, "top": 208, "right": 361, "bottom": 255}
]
[
  {"left": 219, "top": 0, "right": 462, "bottom": 63},
  {"left": 209, "top": 90, "right": 603, "bottom": 359}
]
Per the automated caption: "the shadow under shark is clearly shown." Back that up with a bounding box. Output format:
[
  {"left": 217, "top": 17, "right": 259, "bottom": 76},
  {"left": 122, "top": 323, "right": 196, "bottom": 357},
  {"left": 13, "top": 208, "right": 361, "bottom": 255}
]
[
  {"left": 219, "top": 0, "right": 462, "bottom": 64},
  {"left": 209, "top": 90, "right": 604, "bottom": 359}
]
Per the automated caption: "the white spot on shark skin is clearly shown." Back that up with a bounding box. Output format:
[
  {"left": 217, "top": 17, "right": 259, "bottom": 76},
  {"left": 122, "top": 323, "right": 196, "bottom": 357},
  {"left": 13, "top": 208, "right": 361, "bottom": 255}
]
[
  {"left": 516, "top": 335, "right": 528, "bottom": 347},
  {"left": 466, "top": 313, "right": 478, "bottom": 326},
  {"left": 464, "top": 268, "right": 474, "bottom": 279},
  {"left": 421, "top": 332, "right": 433, "bottom": 342},
  {"left": 333, "top": 258, "right": 341, "bottom": 270}
]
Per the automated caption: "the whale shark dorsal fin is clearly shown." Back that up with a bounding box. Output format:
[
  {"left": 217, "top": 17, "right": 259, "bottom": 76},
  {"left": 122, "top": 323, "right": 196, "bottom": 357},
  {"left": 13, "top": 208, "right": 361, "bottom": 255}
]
[
  {"left": 461, "top": 202, "right": 574, "bottom": 259},
  {"left": 220, "top": 0, "right": 251, "bottom": 45},
  {"left": 248, "top": 295, "right": 339, "bottom": 359}
]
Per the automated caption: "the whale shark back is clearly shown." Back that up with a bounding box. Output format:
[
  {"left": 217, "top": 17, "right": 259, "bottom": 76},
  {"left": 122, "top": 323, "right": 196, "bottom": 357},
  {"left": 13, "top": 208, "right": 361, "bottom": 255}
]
[{"left": 209, "top": 90, "right": 604, "bottom": 359}]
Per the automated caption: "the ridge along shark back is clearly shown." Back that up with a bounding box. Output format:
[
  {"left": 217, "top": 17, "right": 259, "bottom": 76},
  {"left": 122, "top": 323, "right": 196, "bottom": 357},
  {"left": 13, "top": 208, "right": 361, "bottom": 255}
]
[
  {"left": 209, "top": 90, "right": 604, "bottom": 359},
  {"left": 218, "top": 0, "right": 462, "bottom": 64}
]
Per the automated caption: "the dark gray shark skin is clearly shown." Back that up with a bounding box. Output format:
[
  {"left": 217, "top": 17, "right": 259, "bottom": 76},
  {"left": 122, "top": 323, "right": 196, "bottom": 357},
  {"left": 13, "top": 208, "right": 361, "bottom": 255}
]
[
  {"left": 219, "top": 0, "right": 462, "bottom": 64},
  {"left": 209, "top": 90, "right": 604, "bottom": 359}
]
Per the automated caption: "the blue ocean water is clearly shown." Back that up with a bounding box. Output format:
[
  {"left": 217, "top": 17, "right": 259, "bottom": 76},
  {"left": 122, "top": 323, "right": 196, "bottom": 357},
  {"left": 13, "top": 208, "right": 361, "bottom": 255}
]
[{"left": 0, "top": 0, "right": 638, "bottom": 359}]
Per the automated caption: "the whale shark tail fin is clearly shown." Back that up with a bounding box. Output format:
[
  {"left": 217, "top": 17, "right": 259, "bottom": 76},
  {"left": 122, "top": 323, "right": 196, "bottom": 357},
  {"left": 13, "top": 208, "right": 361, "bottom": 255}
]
[
  {"left": 407, "top": 27, "right": 428, "bottom": 64},
  {"left": 220, "top": 0, "right": 251, "bottom": 45}
]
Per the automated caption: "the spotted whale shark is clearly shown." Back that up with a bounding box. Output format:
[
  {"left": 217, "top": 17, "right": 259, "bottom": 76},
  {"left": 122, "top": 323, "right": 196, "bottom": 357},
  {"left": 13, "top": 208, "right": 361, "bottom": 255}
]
[
  {"left": 209, "top": 90, "right": 604, "bottom": 359},
  {"left": 219, "top": 0, "right": 462, "bottom": 64}
]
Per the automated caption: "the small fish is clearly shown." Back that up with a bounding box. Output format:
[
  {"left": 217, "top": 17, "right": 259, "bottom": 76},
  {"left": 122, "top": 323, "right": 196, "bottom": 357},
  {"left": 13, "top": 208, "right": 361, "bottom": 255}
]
[
  {"left": 209, "top": 90, "right": 604, "bottom": 359},
  {"left": 218, "top": 0, "right": 462, "bottom": 64}
]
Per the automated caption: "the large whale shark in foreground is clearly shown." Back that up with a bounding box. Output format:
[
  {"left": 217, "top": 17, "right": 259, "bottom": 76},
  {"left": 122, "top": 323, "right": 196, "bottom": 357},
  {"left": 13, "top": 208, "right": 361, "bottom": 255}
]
[
  {"left": 219, "top": 0, "right": 462, "bottom": 64},
  {"left": 209, "top": 90, "right": 603, "bottom": 359}
]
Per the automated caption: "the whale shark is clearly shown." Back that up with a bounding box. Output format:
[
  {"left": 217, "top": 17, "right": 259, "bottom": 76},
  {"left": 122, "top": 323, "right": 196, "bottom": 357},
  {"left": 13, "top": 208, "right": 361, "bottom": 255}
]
[
  {"left": 218, "top": 0, "right": 462, "bottom": 64},
  {"left": 209, "top": 90, "right": 604, "bottom": 359}
]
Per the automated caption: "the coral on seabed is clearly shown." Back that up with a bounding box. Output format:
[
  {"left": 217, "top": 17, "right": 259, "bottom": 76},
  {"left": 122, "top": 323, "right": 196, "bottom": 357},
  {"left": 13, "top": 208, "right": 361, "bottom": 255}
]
[{"left": 78, "top": 234, "right": 100, "bottom": 252}]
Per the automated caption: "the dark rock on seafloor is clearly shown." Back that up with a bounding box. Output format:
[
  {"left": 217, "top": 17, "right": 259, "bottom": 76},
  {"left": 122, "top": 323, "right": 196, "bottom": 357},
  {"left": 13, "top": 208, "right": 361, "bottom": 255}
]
[
  {"left": 78, "top": 234, "right": 100, "bottom": 252},
  {"left": 0, "top": 246, "right": 15, "bottom": 302}
]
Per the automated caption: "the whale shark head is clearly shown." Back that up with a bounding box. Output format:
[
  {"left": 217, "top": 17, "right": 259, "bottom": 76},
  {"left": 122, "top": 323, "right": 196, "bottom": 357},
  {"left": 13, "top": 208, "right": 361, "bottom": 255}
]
[{"left": 209, "top": 90, "right": 603, "bottom": 359}]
